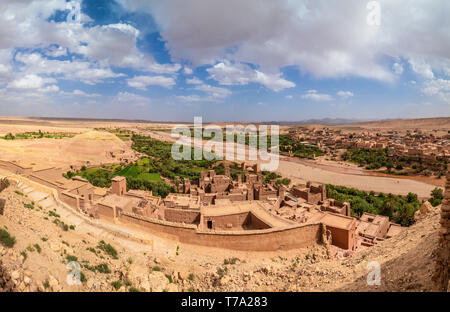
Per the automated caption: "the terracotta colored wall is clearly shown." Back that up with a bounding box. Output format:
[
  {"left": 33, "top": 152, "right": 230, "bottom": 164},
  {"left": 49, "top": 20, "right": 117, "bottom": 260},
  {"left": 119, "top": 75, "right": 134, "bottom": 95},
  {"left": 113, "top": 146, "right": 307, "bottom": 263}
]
[
  {"left": 249, "top": 213, "right": 272, "bottom": 230},
  {"left": 60, "top": 192, "right": 79, "bottom": 210},
  {"left": 164, "top": 208, "right": 200, "bottom": 224},
  {"left": 204, "top": 212, "right": 250, "bottom": 230},
  {"left": 27, "top": 175, "right": 64, "bottom": 193},
  {"left": 118, "top": 212, "right": 321, "bottom": 251},
  {"left": 97, "top": 203, "right": 115, "bottom": 221},
  {"left": 326, "top": 226, "right": 353, "bottom": 250}
]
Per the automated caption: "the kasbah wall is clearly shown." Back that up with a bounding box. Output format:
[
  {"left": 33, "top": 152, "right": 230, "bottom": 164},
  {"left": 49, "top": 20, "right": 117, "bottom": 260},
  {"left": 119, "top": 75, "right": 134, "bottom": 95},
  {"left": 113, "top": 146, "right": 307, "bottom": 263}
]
[
  {"left": 118, "top": 211, "right": 322, "bottom": 252},
  {"left": 433, "top": 164, "right": 450, "bottom": 291}
]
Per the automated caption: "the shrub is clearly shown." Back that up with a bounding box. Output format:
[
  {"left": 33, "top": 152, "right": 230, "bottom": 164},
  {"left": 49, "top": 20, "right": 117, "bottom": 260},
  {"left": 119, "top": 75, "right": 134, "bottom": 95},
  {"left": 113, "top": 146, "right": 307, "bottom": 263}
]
[
  {"left": 165, "top": 274, "right": 173, "bottom": 283},
  {"left": 111, "top": 280, "right": 122, "bottom": 290},
  {"left": 223, "top": 257, "right": 239, "bottom": 265},
  {"left": 429, "top": 187, "right": 444, "bottom": 207},
  {"left": 96, "top": 263, "right": 111, "bottom": 274},
  {"left": 0, "top": 228, "right": 16, "bottom": 248},
  {"left": 66, "top": 255, "right": 78, "bottom": 262},
  {"left": 80, "top": 271, "right": 86, "bottom": 283},
  {"left": 188, "top": 273, "right": 195, "bottom": 281},
  {"left": 97, "top": 240, "right": 118, "bottom": 259}
]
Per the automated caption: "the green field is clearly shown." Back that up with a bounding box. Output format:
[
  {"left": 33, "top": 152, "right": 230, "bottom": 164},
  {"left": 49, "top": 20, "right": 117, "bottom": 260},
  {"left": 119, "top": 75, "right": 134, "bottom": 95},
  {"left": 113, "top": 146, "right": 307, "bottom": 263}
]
[{"left": 1, "top": 131, "right": 74, "bottom": 140}]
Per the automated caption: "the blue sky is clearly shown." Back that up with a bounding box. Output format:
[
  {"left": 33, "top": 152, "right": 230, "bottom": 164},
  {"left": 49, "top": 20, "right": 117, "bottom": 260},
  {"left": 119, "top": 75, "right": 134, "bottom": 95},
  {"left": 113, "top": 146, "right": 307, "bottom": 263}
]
[{"left": 0, "top": 0, "right": 449, "bottom": 122}]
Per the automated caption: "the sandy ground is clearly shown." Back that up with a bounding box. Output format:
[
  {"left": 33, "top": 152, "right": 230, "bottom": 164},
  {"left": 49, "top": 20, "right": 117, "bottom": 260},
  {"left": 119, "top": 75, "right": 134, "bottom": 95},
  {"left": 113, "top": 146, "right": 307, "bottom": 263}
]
[
  {"left": 0, "top": 130, "right": 134, "bottom": 169},
  {"left": 276, "top": 160, "right": 436, "bottom": 198}
]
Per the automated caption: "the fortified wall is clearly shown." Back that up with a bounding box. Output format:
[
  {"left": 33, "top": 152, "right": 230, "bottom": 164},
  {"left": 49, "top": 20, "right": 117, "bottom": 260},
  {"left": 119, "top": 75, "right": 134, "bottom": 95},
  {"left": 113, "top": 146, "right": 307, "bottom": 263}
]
[{"left": 433, "top": 164, "right": 449, "bottom": 291}]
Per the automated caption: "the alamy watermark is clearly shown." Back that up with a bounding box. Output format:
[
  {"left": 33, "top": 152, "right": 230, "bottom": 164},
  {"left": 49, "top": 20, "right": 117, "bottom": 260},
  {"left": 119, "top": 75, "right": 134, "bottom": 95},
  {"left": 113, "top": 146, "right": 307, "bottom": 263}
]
[
  {"left": 366, "top": 261, "right": 381, "bottom": 286},
  {"left": 170, "top": 117, "right": 279, "bottom": 171},
  {"left": 367, "top": 1, "right": 381, "bottom": 26}
]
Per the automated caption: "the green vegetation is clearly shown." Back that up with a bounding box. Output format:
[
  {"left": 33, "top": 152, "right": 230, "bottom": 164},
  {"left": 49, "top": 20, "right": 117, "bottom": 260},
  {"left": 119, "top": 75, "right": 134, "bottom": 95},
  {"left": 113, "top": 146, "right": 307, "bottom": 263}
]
[
  {"left": 216, "top": 267, "right": 228, "bottom": 277},
  {"left": 262, "top": 171, "right": 291, "bottom": 186},
  {"left": 223, "top": 257, "right": 239, "bottom": 265},
  {"left": 23, "top": 202, "right": 34, "bottom": 209},
  {"left": 326, "top": 184, "right": 420, "bottom": 226},
  {"left": 129, "top": 287, "right": 140, "bottom": 292},
  {"left": 95, "top": 263, "right": 111, "bottom": 274},
  {"left": 111, "top": 280, "right": 122, "bottom": 290},
  {"left": 188, "top": 273, "right": 195, "bottom": 281},
  {"left": 152, "top": 266, "right": 161, "bottom": 272},
  {"left": 66, "top": 255, "right": 78, "bottom": 263},
  {"left": 0, "top": 130, "right": 74, "bottom": 140},
  {"left": 0, "top": 228, "right": 16, "bottom": 248},
  {"left": 33, "top": 243, "right": 41, "bottom": 253},
  {"left": 80, "top": 271, "right": 86, "bottom": 283},
  {"left": 43, "top": 279, "right": 50, "bottom": 289},
  {"left": 97, "top": 240, "right": 118, "bottom": 259},
  {"left": 14, "top": 190, "right": 24, "bottom": 196},
  {"left": 131, "top": 134, "right": 216, "bottom": 180},
  {"left": 428, "top": 187, "right": 444, "bottom": 207},
  {"left": 213, "top": 162, "right": 244, "bottom": 181},
  {"left": 279, "top": 134, "right": 324, "bottom": 159},
  {"left": 165, "top": 274, "right": 173, "bottom": 283},
  {"left": 343, "top": 147, "right": 448, "bottom": 175},
  {"left": 94, "top": 127, "right": 133, "bottom": 141}
]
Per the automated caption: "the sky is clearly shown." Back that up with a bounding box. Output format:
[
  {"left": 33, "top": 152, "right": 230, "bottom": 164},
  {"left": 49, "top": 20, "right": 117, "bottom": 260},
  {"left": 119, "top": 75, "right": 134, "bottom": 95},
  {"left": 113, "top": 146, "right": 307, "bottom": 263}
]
[{"left": 0, "top": 0, "right": 449, "bottom": 122}]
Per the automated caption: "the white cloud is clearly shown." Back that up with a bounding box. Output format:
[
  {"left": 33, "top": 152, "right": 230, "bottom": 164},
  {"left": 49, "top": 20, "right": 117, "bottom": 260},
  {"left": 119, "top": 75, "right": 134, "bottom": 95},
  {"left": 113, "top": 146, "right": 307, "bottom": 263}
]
[
  {"left": 15, "top": 52, "right": 124, "bottom": 85},
  {"left": 178, "top": 80, "right": 232, "bottom": 102},
  {"left": 301, "top": 90, "right": 334, "bottom": 101},
  {"left": 409, "top": 58, "right": 434, "bottom": 79},
  {"left": 176, "top": 95, "right": 203, "bottom": 102},
  {"left": 337, "top": 90, "right": 354, "bottom": 99},
  {"left": 119, "top": 0, "right": 450, "bottom": 83},
  {"left": 7, "top": 74, "right": 45, "bottom": 89},
  {"left": 207, "top": 61, "right": 295, "bottom": 91},
  {"left": 127, "top": 75, "right": 176, "bottom": 90},
  {"left": 285, "top": 95, "right": 293, "bottom": 99},
  {"left": 186, "top": 77, "right": 203, "bottom": 84},
  {"left": 183, "top": 67, "right": 193, "bottom": 75},
  {"left": 194, "top": 83, "right": 231, "bottom": 99},
  {"left": 392, "top": 62, "right": 404, "bottom": 75}
]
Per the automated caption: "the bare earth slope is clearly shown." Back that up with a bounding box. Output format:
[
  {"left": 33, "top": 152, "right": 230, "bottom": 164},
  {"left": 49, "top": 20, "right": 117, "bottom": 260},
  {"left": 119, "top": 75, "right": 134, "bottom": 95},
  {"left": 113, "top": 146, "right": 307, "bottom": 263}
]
[{"left": 0, "top": 177, "right": 440, "bottom": 292}]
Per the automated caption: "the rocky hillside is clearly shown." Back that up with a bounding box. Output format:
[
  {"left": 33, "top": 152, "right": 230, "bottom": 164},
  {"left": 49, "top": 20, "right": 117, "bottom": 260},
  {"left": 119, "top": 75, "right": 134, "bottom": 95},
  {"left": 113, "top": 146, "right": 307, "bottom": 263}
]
[{"left": 0, "top": 179, "right": 441, "bottom": 292}]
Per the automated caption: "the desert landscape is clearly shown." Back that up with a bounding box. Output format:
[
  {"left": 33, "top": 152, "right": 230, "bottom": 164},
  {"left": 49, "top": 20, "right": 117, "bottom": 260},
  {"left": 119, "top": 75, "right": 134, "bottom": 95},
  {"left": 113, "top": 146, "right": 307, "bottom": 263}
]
[
  {"left": 1, "top": 0, "right": 450, "bottom": 299},
  {"left": 0, "top": 116, "right": 449, "bottom": 293}
]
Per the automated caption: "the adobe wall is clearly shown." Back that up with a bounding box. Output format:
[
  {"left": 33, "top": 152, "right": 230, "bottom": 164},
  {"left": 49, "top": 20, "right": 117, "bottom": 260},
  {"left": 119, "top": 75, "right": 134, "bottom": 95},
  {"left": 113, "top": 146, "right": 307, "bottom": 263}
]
[
  {"left": 27, "top": 174, "right": 64, "bottom": 193},
  {"left": 164, "top": 208, "right": 200, "bottom": 224},
  {"left": 204, "top": 212, "right": 251, "bottom": 230},
  {"left": 327, "top": 226, "right": 353, "bottom": 250},
  {"left": 118, "top": 211, "right": 322, "bottom": 251},
  {"left": 0, "top": 178, "right": 9, "bottom": 193},
  {"left": 60, "top": 191, "right": 79, "bottom": 210},
  {"left": 249, "top": 212, "right": 272, "bottom": 230},
  {"left": 97, "top": 202, "right": 115, "bottom": 221},
  {"left": 433, "top": 164, "right": 449, "bottom": 291},
  {"left": 0, "top": 160, "right": 31, "bottom": 175}
]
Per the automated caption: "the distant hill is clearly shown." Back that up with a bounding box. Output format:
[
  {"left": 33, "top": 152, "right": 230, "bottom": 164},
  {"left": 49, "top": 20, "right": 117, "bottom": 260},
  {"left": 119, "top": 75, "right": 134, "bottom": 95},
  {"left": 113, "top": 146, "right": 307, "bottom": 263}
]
[{"left": 336, "top": 117, "right": 450, "bottom": 131}]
